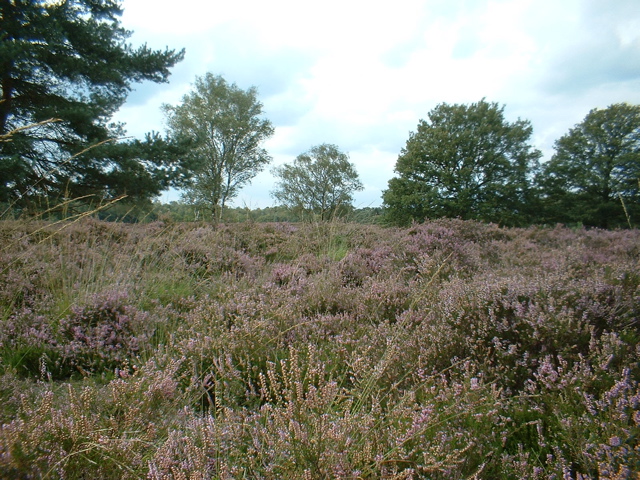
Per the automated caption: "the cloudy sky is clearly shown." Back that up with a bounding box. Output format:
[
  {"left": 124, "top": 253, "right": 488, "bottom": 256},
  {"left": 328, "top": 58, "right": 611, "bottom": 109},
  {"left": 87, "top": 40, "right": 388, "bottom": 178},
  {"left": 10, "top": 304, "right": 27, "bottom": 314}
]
[{"left": 112, "top": 0, "right": 640, "bottom": 208}]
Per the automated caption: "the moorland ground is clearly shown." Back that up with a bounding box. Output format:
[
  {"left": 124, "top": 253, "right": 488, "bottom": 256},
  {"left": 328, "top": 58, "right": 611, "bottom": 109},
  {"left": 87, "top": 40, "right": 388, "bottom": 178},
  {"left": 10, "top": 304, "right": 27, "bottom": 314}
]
[{"left": 0, "top": 218, "right": 638, "bottom": 479}]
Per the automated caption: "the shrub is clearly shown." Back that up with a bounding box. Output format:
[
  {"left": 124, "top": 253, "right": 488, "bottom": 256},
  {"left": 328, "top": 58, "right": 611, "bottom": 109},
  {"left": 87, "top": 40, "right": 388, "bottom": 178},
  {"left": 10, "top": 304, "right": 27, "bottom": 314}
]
[
  {"left": 0, "top": 218, "right": 638, "bottom": 478},
  {"left": 1, "top": 291, "right": 151, "bottom": 379}
]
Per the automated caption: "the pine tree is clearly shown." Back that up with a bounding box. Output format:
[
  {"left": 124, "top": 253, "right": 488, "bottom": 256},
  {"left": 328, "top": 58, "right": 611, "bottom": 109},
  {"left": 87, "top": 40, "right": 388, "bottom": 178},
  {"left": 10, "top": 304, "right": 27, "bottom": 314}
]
[{"left": 0, "top": 0, "right": 184, "bottom": 210}]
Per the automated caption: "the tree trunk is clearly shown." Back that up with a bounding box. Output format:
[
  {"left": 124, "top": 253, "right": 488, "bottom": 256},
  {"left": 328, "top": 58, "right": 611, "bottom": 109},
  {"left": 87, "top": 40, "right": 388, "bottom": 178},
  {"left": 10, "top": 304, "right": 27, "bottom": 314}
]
[{"left": 0, "top": 74, "right": 13, "bottom": 137}]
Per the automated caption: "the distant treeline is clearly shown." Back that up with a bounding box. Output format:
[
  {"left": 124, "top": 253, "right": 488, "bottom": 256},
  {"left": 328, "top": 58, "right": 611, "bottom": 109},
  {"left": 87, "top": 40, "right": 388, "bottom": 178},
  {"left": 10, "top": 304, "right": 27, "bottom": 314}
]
[
  {"left": 151, "top": 202, "right": 384, "bottom": 224},
  {"left": 0, "top": 200, "right": 384, "bottom": 225}
]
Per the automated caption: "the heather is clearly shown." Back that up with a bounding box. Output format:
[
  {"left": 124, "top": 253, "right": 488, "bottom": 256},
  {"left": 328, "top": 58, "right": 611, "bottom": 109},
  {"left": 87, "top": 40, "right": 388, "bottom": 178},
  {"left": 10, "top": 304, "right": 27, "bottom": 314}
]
[{"left": 0, "top": 218, "right": 638, "bottom": 479}]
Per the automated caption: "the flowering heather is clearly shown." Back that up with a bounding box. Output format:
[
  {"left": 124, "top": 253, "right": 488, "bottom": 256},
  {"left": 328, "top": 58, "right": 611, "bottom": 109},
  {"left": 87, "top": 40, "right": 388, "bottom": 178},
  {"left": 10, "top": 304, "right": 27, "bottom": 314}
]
[{"left": 0, "top": 218, "right": 638, "bottom": 478}]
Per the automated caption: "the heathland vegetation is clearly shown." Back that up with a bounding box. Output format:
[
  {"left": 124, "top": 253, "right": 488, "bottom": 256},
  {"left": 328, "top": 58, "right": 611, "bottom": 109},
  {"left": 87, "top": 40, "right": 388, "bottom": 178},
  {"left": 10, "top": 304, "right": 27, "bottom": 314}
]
[{"left": 0, "top": 218, "right": 638, "bottom": 478}]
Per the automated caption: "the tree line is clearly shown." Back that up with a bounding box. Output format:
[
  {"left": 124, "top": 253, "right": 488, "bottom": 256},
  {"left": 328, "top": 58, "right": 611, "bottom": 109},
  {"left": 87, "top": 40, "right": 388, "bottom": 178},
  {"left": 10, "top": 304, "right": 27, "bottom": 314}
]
[
  {"left": 384, "top": 100, "right": 640, "bottom": 229},
  {"left": 2, "top": 1, "right": 639, "bottom": 228}
]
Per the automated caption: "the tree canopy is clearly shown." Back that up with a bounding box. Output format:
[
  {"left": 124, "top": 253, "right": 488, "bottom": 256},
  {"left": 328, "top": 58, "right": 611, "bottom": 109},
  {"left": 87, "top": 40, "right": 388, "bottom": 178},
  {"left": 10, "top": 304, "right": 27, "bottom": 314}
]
[
  {"left": 271, "top": 143, "right": 363, "bottom": 221},
  {"left": 382, "top": 100, "right": 541, "bottom": 226},
  {"left": 0, "top": 0, "right": 185, "bottom": 211},
  {"left": 163, "top": 73, "right": 274, "bottom": 224},
  {"left": 539, "top": 103, "right": 640, "bottom": 228}
]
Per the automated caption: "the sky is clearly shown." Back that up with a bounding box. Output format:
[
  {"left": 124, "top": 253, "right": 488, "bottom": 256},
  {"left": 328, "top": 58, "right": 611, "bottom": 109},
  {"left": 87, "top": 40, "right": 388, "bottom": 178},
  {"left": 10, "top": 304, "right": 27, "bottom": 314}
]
[{"left": 111, "top": 0, "right": 640, "bottom": 208}]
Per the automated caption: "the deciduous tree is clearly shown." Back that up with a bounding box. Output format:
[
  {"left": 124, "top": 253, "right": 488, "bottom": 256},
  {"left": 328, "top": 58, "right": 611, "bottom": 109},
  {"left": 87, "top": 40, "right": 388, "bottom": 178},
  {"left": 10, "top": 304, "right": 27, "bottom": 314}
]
[
  {"left": 163, "top": 74, "right": 274, "bottom": 223},
  {"left": 539, "top": 103, "right": 640, "bottom": 228},
  {"left": 382, "top": 100, "right": 541, "bottom": 226},
  {"left": 271, "top": 144, "right": 363, "bottom": 220}
]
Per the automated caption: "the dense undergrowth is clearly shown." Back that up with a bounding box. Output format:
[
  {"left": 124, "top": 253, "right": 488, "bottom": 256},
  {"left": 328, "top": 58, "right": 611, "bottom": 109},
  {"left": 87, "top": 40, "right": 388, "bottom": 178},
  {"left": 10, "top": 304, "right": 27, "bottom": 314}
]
[{"left": 0, "top": 218, "right": 638, "bottom": 479}]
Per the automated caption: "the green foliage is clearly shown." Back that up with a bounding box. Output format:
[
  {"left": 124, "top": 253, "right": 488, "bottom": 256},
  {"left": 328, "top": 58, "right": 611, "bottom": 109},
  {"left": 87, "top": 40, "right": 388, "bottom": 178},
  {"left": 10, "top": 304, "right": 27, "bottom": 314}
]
[
  {"left": 150, "top": 202, "right": 383, "bottom": 224},
  {"left": 272, "top": 143, "right": 364, "bottom": 221},
  {"left": 382, "top": 99, "right": 541, "bottom": 226},
  {"left": 163, "top": 73, "right": 274, "bottom": 224},
  {"left": 539, "top": 103, "right": 640, "bottom": 228},
  {"left": 0, "top": 0, "right": 185, "bottom": 209}
]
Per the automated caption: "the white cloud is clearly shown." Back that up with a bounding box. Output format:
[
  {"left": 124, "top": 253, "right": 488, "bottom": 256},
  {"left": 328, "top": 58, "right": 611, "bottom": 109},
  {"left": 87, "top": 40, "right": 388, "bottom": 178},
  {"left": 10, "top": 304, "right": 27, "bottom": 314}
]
[{"left": 113, "top": 0, "right": 640, "bottom": 207}]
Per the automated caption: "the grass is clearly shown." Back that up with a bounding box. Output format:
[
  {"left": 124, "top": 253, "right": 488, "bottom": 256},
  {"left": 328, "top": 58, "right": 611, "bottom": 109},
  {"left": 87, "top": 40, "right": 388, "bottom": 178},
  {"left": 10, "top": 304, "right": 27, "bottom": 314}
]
[{"left": 0, "top": 218, "right": 638, "bottom": 478}]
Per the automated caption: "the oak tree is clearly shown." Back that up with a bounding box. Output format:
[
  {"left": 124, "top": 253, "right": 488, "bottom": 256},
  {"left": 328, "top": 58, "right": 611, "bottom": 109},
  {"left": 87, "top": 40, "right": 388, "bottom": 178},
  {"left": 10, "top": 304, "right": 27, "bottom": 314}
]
[
  {"left": 382, "top": 100, "right": 541, "bottom": 226},
  {"left": 540, "top": 103, "right": 640, "bottom": 228}
]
